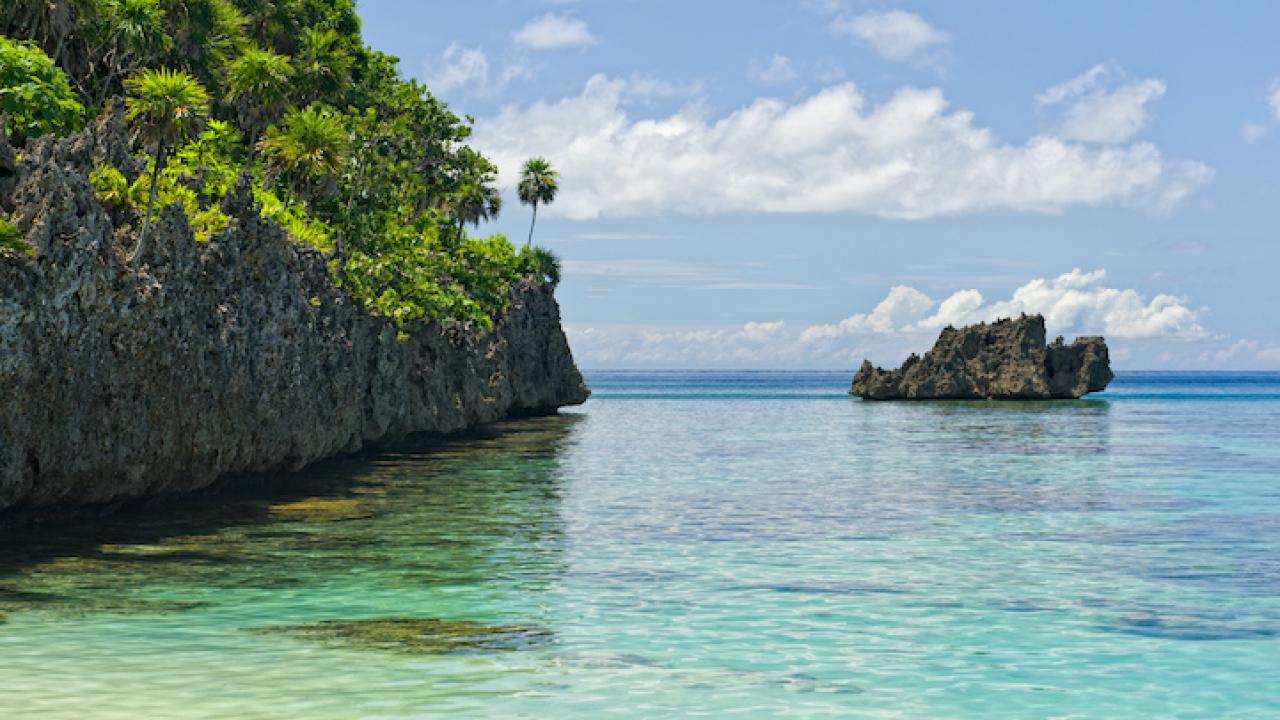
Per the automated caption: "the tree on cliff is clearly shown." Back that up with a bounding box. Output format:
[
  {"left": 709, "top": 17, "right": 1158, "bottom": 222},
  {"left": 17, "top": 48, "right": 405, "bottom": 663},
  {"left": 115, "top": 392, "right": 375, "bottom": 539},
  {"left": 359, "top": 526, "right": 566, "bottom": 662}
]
[
  {"left": 517, "top": 157, "right": 558, "bottom": 247},
  {"left": 0, "top": 36, "right": 84, "bottom": 142},
  {"left": 226, "top": 44, "right": 295, "bottom": 149},
  {"left": 259, "top": 103, "right": 348, "bottom": 201},
  {"left": 441, "top": 181, "right": 502, "bottom": 242},
  {"left": 90, "top": 0, "right": 171, "bottom": 105},
  {"left": 125, "top": 67, "right": 210, "bottom": 263}
]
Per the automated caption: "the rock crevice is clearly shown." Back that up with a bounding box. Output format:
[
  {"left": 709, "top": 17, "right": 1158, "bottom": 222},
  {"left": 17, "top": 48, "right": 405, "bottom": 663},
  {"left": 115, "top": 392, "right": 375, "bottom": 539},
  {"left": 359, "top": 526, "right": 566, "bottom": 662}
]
[
  {"left": 850, "top": 315, "right": 1113, "bottom": 400},
  {"left": 0, "top": 117, "right": 588, "bottom": 514}
]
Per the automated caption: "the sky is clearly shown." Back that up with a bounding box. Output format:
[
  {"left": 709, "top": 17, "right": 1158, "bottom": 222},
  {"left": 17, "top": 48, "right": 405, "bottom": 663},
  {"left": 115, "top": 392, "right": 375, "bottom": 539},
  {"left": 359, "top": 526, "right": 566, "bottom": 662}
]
[{"left": 357, "top": 1, "right": 1280, "bottom": 370}]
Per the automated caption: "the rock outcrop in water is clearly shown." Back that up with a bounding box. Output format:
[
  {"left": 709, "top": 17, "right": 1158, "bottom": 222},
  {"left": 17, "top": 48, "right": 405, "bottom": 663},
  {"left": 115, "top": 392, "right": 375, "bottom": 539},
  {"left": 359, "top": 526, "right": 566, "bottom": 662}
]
[
  {"left": 850, "top": 315, "right": 1112, "bottom": 400},
  {"left": 0, "top": 113, "right": 588, "bottom": 514}
]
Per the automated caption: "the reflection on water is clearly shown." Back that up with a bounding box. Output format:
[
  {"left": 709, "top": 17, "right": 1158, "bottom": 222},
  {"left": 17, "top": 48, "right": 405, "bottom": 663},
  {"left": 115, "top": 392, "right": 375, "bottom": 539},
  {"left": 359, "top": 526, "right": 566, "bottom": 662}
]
[
  {"left": 1, "top": 372, "right": 1279, "bottom": 719},
  {"left": 0, "top": 415, "right": 578, "bottom": 631}
]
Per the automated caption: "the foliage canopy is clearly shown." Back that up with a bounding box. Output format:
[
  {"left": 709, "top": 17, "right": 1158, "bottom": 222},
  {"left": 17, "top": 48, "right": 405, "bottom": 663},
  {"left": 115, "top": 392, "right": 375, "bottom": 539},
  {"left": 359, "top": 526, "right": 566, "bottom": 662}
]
[
  {"left": 0, "top": 0, "right": 562, "bottom": 327},
  {"left": 0, "top": 36, "right": 84, "bottom": 141}
]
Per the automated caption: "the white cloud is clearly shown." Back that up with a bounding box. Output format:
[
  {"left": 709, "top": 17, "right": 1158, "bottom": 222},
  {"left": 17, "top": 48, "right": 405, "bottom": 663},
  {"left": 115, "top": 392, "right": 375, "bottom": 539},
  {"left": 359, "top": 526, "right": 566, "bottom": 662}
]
[
  {"left": 1242, "top": 122, "right": 1269, "bottom": 144},
  {"left": 513, "top": 13, "right": 597, "bottom": 50},
  {"left": 564, "top": 258, "right": 816, "bottom": 290},
  {"left": 565, "top": 270, "right": 1206, "bottom": 369},
  {"left": 474, "top": 75, "right": 1211, "bottom": 220},
  {"left": 831, "top": 10, "right": 949, "bottom": 64},
  {"left": 748, "top": 54, "right": 798, "bottom": 86},
  {"left": 799, "top": 286, "right": 933, "bottom": 342},
  {"left": 742, "top": 321, "right": 787, "bottom": 341},
  {"left": 426, "top": 43, "right": 489, "bottom": 93},
  {"left": 1037, "top": 64, "right": 1165, "bottom": 144},
  {"left": 805, "top": 269, "right": 1204, "bottom": 341}
]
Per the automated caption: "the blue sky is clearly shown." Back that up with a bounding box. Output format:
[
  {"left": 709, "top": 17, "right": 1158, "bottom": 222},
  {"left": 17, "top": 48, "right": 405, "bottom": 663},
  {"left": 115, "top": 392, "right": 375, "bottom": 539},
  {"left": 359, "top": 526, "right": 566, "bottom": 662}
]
[{"left": 358, "top": 1, "right": 1280, "bottom": 369}]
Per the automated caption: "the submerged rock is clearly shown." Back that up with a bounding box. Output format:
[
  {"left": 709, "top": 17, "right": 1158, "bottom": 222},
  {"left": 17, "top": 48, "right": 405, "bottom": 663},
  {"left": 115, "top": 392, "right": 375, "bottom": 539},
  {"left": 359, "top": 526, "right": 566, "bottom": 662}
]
[
  {"left": 0, "top": 112, "right": 588, "bottom": 515},
  {"left": 850, "top": 315, "right": 1113, "bottom": 400},
  {"left": 261, "top": 617, "right": 552, "bottom": 654}
]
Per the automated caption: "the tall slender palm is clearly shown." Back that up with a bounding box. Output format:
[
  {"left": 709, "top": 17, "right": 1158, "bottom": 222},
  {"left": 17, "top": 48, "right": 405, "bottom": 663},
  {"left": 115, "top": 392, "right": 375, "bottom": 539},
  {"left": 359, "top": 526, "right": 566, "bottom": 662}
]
[
  {"left": 124, "top": 68, "right": 209, "bottom": 263},
  {"left": 258, "top": 103, "right": 348, "bottom": 200},
  {"left": 442, "top": 182, "right": 502, "bottom": 241},
  {"left": 516, "top": 157, "right": 557, "bottom": 247},
  {"left": 226, "top": 45, "right": 295, "bottom": 148}
]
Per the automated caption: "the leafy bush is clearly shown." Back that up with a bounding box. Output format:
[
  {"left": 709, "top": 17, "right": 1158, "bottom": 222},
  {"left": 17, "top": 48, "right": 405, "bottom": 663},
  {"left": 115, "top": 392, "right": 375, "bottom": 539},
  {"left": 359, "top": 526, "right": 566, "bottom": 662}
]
[
  {"left": 0, "top": 217, "right": 32, "bottom": 256},
  {"left": 0, "top": 36, "right": 84, "bottom": 141},
  {"left": 89, "top": 164, "right": 130, "bottom": 210},
  {"left": 254, "top": 183, "right": 333, "bottom": 252},
  {"left": 519, "top": 246, "right": 561, "bottom": 288}
]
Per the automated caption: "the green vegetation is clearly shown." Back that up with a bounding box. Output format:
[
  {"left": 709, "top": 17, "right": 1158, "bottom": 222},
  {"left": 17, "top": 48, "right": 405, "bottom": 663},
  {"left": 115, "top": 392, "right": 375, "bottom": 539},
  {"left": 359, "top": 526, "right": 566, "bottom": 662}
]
[
  {"left": 517, "top": 157, "right": 559, "bottom": 246},
  {"left": 0, "top": 36, "right": 84, "bottom": 141},
  {"left": 0, "top": 0, "right": 562, "bottom": 328},
  {"left": 124, "top": 67, "right": 211, "bottom": 261},
  {"left": 0, "top": 217, "right": 33, "bottom": 256}
]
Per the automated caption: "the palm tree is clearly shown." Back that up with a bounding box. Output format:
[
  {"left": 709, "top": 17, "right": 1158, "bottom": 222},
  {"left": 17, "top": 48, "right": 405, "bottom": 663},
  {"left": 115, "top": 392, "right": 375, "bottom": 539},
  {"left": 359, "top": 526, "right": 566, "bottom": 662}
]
[
  {"left": 516, "top": 157, "right": 557, "bottom": 247},
  {"left": 165, "top": 0, "right": 249, "bottom": 96},
  {"left": 226, "top": 44, "right": 295, "bottom": 148},
  {"left": 293, "top": 26, "right": 351, "bottom": 105},
  {"left": 92, "top": 0, "right": 170, "bottom": 105},
  {"left": 442, "top": 182, "right": 502, "bottom": 241},
  {"left": 258, "top": 103, "right": 348, "bottom": 200},
  {"left": 124, "top": 68, "right": 209, "bottom": 263}
]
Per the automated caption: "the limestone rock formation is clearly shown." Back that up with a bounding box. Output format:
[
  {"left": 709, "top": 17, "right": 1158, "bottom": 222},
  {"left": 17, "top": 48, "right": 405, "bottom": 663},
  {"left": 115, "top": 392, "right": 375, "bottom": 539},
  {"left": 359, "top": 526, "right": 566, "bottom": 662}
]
[
  {"left": 850, "top": 315, "right": 1113, "bottom": 400},
  {"left": 0, "top": 114, "right": 588, "bottom": 515}
]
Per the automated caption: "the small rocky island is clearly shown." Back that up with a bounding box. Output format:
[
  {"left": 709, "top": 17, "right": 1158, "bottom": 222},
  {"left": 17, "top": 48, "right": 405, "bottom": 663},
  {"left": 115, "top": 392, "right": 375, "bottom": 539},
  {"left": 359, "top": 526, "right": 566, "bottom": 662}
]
[{"left": 851, "top": 315, "right": 1113, "bottom": 400}]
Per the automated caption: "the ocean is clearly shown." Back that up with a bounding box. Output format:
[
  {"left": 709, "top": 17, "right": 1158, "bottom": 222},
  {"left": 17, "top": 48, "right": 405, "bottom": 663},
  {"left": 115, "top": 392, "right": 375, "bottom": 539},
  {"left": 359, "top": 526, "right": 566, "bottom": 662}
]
[{"left": 0, "top": 371, "right": 1277, "bottom": 718}]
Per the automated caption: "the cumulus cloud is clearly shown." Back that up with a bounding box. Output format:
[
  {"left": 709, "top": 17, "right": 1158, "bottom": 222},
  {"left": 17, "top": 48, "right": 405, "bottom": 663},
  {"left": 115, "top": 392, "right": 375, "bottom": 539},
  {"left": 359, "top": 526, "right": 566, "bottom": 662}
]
[
  {"left": 1037, "top": 64, "right": 1166, "bottom": 144},
  {"left": 748, "top": 54, "right": 798, "bottom": 86},
  {"left": 426, "top": 43, "right": 489, "bottom": 93},
  {"left": 473, "top": 75, "right": 1211, "bottom": 220},
  {"left": 806, "top": 269, "right": 1206, "bottom": 341},
  {"left": 1243, "top": 81, "right": 1280, "bottom": 143},
  {"left": 513, "top": 13, "right": 597, "bottom": 50},
  {"left": 831, "top": 10, "right": 949, "bottom": 64},
  {"left": 799, "top": 286, "right": 933, "bottom": 342},
  {"left": 565, "top": 270, "right": 1206, "bottom": 369}
]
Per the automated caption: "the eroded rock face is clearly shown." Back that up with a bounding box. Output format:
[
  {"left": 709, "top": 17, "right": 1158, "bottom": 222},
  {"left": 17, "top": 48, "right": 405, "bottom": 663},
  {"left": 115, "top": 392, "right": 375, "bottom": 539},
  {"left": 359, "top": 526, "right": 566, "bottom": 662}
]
[
  {"left": 0, "top": 115, "right": 588, "bottom": 514},
  {"left": 850, "top": 315, "right": 1113, "bottom": 400}
]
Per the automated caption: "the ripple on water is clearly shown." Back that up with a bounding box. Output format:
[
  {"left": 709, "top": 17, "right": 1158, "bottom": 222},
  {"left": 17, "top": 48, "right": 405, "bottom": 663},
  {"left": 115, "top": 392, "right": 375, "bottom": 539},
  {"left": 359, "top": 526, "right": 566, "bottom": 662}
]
[{"left": 0, "top": 376, "right": 1277, "bottom": 718}]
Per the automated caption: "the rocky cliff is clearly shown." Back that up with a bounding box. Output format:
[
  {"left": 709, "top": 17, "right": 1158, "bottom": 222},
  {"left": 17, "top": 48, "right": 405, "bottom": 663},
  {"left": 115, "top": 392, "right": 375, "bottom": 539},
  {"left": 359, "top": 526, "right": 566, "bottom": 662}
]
[
  {"left": 851, "top": 315, "right": 1113, "bottom": 400},
  {"left": 0, "top": 114, "right": 588, "bottom": 514}
]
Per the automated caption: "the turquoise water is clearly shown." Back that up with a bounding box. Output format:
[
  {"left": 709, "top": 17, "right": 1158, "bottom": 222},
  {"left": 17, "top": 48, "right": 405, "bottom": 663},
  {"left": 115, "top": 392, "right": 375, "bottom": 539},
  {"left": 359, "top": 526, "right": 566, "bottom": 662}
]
[{"left": 1, "top": 371, "right": 1278, "bottom": 718}]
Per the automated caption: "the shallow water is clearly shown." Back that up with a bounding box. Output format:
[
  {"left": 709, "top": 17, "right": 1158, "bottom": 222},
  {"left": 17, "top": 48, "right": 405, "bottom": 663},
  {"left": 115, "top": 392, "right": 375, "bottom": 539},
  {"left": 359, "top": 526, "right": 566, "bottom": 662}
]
[{"left": 1, "top": 371, "right": 1278, "bottom": 718}]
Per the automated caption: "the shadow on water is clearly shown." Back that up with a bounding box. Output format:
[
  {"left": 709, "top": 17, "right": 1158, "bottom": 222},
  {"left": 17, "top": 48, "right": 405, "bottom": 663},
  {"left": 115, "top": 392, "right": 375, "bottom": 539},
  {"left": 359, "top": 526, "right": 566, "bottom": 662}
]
[{"left": 0, "top": 415, "right": 582, "bottom": 632}]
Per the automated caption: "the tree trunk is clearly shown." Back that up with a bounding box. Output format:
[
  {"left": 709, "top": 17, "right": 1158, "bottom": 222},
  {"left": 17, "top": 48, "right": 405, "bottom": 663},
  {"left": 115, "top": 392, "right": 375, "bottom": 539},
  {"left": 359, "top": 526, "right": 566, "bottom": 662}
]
[
  {"left": 526, "top": 200, "right": 537, "bottom": 247},
  {"left": 130, "top": 140, "right": 166, "bottom": 264}
]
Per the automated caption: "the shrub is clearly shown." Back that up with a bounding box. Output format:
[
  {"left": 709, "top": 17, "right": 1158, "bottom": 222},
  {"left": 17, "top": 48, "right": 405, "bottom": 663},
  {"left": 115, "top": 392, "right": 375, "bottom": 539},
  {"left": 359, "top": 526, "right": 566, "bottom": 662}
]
[
  {"left": 0, "top": 217, "right": 32, "bottom": 256},
  {"left": 89, "top": 164, "right": 130, "bottom": 210},
  {"left": 0, "top": 36, "right": 84, "bottom": 141}
]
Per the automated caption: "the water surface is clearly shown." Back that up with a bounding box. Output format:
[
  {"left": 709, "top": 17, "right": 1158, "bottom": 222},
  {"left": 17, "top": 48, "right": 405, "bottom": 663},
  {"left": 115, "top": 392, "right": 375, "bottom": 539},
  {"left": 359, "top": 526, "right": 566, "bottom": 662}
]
[{"left": 1, "top": 371, "right": 1277, "bottom": 718}]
